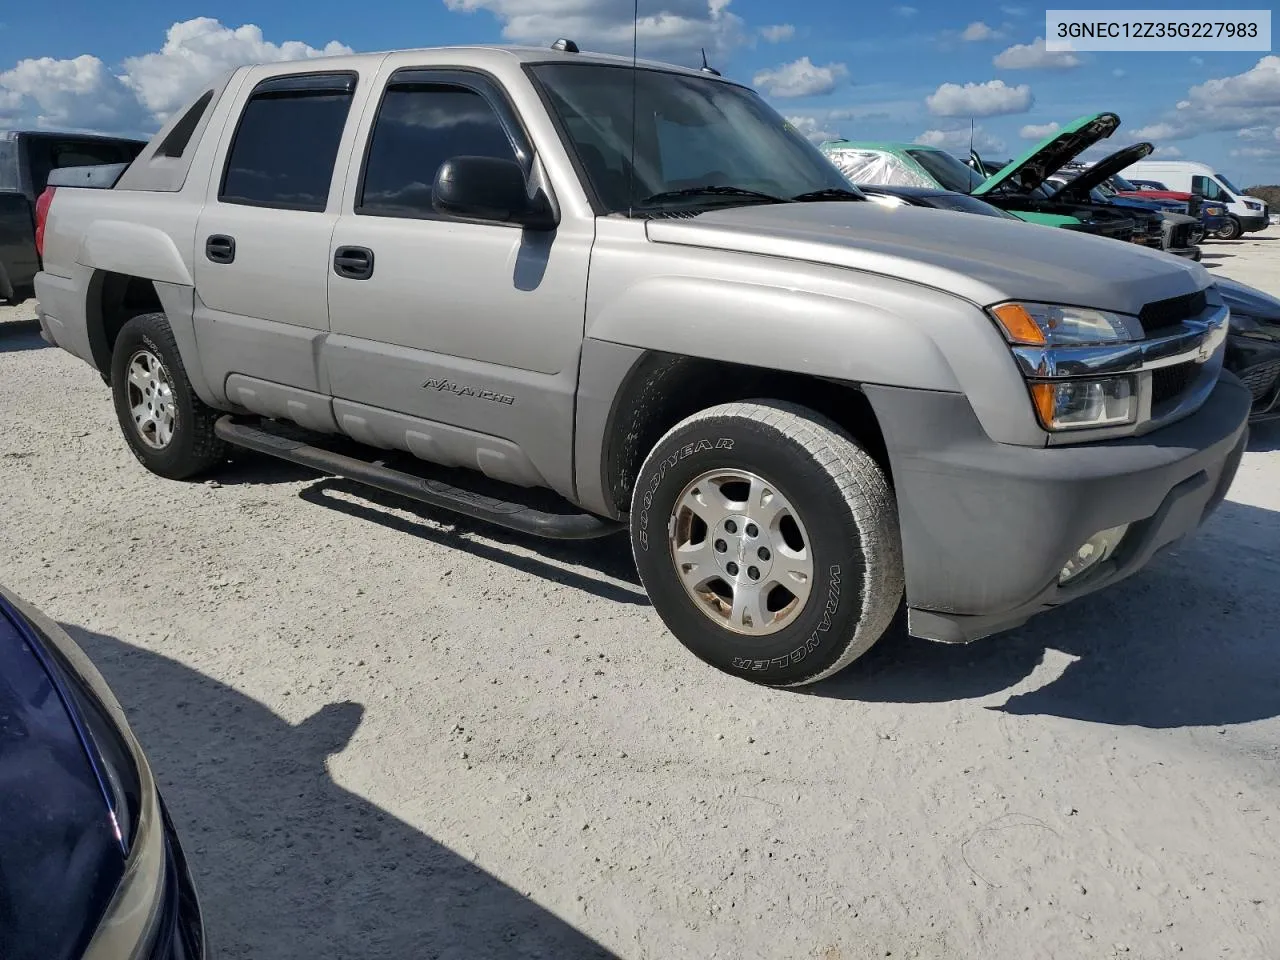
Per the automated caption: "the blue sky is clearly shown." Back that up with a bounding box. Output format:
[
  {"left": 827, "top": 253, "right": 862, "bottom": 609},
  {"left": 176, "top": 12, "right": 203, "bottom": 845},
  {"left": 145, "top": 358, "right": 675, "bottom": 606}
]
[{"left": 1, "top": 0, "right": 1278, "bottom": 186}]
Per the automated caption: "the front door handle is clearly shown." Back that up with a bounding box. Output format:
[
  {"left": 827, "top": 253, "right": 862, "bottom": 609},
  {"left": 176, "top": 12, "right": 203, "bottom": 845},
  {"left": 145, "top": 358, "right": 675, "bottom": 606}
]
[{"left": 334, "top": 246, "right": 374, "bottom": 280}]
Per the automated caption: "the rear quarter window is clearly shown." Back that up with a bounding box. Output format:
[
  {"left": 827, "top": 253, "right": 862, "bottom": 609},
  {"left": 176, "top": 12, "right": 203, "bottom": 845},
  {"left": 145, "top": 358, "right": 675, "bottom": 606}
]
[{"left": 0, "top": 139, "right": 19, "bottom": 192}]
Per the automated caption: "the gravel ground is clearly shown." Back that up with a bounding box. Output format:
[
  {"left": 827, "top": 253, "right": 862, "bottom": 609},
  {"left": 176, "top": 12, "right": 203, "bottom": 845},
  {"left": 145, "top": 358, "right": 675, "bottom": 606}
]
[{"left": 2, "top": 229, "right": 1279, "bottom": 960}]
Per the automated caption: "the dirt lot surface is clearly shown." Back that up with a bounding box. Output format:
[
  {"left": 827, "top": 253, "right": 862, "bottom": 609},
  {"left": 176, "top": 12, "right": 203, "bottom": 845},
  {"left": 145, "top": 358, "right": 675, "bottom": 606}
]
[{"left": 2, "top": 230, "right": 1279, "bottom": 960}]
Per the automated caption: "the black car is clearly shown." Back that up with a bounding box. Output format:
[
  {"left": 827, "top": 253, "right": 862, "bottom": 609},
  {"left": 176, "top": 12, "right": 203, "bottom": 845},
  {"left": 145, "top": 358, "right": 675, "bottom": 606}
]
[
  {"left": 1217, "top": 277, "right": 1280, "bottom": 422},
  {"left": 858, "top": 184, "right": 1023, "bottom": 219},
  {"left": 1, "top": 131, "right": 146, "bottom": 304},
  {"left": 0, "top": 586, "right": 205, "bottom": 959}
]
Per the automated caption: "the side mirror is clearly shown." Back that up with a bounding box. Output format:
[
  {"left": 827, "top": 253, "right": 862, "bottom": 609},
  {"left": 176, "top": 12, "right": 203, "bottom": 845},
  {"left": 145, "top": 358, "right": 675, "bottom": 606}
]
[{"left": 432, "top": 156, "right": 557, "bottom": 230}]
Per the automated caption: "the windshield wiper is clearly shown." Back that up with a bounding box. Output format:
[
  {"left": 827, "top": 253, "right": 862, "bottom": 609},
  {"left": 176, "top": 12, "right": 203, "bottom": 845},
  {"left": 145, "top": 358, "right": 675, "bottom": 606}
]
[
  {"left": 789, "top": 187, "right": 865, "bottom": 202},
  {"left": 638, "top": 185, "right": 789, "bottom": 207}
]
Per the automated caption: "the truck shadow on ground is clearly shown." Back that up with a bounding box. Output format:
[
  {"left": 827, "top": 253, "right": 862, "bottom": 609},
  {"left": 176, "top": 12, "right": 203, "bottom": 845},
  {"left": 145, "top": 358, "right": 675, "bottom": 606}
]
[
  {"left": 66, "top": 626, "right": 620, "bottom": 960},
  {"left": 298, "top": 477, "right": 646, "bottom": 605},
  {"left": 0, "top": 318, "right": 49, "bottom": 353},
  {"left": 816, "top": 498, "right": 1280, "bottom": 729}
]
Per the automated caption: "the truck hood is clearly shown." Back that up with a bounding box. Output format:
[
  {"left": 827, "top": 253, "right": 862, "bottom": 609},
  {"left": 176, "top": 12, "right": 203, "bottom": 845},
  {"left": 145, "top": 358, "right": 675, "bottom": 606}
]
[
  {"left": 973, "top": 112, "right": 1120, "bottom": 198},
  {"left": 1046, "top": 142, "right": 1154, "bottom": 201},
  {"left": 646, "top": 201, "right": 1209, "bottom": 314}
]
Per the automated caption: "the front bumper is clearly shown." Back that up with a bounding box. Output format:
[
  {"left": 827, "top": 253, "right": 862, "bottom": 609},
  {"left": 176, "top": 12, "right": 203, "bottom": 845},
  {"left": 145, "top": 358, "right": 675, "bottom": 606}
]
[
  {"left": 1237, "top": 213, "right": 1269, "bottom": 234},
  {"left": 1226, "top": 332, "right": 1280, "bottom": 422},
  {"left": 865, "top": 376, "right": 1251, "bottom": 643}
]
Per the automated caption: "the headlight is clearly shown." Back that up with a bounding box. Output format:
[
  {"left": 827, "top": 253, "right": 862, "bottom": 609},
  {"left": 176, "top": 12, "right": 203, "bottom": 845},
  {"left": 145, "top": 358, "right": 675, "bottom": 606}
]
[
  {"left": 1244, "top": 201, "right": 1261, "bottom": 211},
  {"left": 989, "top": 301, "right": 1139, "bottom": 347},
  {"left": 1029, "top": 376, "right": 1138, "bottom": 430},
  {"left": 1205, "top": 205, "right": 1225, "bottom": 216}
]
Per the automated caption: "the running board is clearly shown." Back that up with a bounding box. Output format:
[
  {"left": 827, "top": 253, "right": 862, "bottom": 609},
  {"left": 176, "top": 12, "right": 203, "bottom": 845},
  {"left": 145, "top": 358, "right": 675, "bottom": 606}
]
[{"left": 214, "top": 416, "right": 623, "bottom": 541}]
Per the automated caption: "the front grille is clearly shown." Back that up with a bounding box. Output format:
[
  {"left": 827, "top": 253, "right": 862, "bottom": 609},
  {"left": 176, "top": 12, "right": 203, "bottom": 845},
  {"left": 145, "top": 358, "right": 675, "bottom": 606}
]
[
  {"left": 1151, "top": 362, "right": 1197, "bottom": 407},
  {"left": 1239, "top": 360, "right": 1280, "bottom": 401},
  {"left": 1138, "top": 290, "right": 1207, "bottom": 335},
  {"left": 1169, "top": 223, "right": 1192, "bottom": 249}
]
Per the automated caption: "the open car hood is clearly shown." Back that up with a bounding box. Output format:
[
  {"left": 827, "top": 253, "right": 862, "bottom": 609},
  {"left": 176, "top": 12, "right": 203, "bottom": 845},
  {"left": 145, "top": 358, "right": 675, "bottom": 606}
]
[
  {"left": 1047, "top": 142, "right": 1154, "bottom": 200},
  {"left": 973, "top": 112, "right": 1120, "bottom": 197}
]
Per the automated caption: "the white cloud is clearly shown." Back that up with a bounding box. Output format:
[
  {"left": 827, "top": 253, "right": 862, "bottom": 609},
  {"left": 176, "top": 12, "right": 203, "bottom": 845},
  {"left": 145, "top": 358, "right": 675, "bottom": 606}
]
[
  {"left": 121, "top": 18, "right": 350, "bottom": 121},
  {"left": 915, "top": 126, "right": 1006, "bottom": 153},
  {"left": 893, "top": 5, "right": 918, "bottom": 16},
  {"left": 754, "top": 56, "right": 848, "bottom": 98},
  {"left": 444, "top": 0, "right": 745, "bottom": 64},
  {"left": 0, "top": 18, "right": 352, "bottom": 133},
  {"left": 926, "top": 79, "right": 1032, "bottom": 117},
  {"left": 1131, "top": 122, "right": 1180, "bottom": 139},
  {"left": 993, "top": 37, "right": 1082, "bottom": 70},
  {"left": 1019, "top": 121, "right": 1059, "bottom": 139},
  {"left": 785, "top": 114, "right": 838, "bottom": 143},
  {"left": 1236, "top": 125, "right": 1277, "bottom": 141},
  {"left": 1112, "top": 68, "right": 1126, "bottom": 78},
  {"left": 1231, "top": 146, "right": 1280, "bottom": 159},
  {"left": 1185, "top": 55, "right": 1280, "bottom": 108},
  {"left": 759, "top": 24, "right": 794, "bottom": 43},
  {"left": 1130, "top": 59, "right": 1280, "bottom": 143},
  {"left": 1001, "top": 5, "right": 1027, "bottom": 15},
  {"left": 961, "top": 22, "right": 998, "bottom": 42},
  {"left": 0, "top": 54, "right": 146, "bottom": 130},
  {"left": 1190, "top": 56, "right": 1204, "bottom": 66},
  {"left": 1152, "top": 146, "right": 1183, "bottom": 158}
]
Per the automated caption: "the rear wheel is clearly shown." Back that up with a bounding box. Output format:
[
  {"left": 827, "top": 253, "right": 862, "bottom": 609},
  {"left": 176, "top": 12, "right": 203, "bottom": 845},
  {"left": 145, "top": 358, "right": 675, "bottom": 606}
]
[
  {"left": 630, "top": 400, "right": 904, "bottom": 687},
  {"left": 1215, "top": 216, "right": 1242, "bottom": 240},
  {"left": 110, "top": 312, "right": 228, "bottom": 480}
]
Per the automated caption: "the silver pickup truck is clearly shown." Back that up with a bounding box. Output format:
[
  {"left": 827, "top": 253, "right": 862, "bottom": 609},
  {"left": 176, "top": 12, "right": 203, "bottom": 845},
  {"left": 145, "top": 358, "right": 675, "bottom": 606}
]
[{"left": 34, "top": 43, "right": 1251, "bottom": 687}]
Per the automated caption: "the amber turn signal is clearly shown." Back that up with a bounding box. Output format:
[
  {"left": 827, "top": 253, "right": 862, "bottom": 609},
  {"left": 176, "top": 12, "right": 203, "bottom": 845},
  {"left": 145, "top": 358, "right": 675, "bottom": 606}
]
[{"left": 991, "top": 303, "right": 1046, "bottom": 345}]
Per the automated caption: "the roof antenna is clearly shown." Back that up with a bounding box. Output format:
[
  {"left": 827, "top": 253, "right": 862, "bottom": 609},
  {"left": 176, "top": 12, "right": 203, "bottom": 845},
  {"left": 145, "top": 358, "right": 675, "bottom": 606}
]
[
  {"left": 700, "top": 47, "right": 721, "bottom": 76},
  {"left": 627, "top": 0, "right": 639, "bottom": 218}
]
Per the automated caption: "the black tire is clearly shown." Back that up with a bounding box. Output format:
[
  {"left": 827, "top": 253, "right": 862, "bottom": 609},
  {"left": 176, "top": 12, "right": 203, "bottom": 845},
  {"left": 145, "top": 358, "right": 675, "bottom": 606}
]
[
  {"left": 630, "top": 400, "right": 904, "bottom": 687},
  {"left": 110, "top": 312, "right": 228, "bottom": 480},
  {"left": 1215, "top": 216, "right": 1242, "bottom": 241}
]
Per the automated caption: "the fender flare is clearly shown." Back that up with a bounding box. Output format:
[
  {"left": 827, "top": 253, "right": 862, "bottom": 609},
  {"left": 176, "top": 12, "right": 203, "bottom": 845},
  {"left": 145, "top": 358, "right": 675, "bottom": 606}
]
[
  {"left": 586, "top": 274, "right": 963, "bottom": 391},
  {"left": 77, "top": 220, "right": 193, "bottom": 287}
]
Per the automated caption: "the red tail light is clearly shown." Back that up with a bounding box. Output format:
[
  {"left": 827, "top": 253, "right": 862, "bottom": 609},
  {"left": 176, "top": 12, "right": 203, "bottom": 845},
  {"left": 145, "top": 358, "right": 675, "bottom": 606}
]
[{"left": 34, "top": 186, "right": 56, "bottom": 259}]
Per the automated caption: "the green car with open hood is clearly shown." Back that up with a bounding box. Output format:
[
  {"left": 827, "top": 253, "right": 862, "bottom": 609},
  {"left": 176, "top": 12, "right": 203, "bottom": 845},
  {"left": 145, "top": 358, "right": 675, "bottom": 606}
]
[{"left": 821, "top": 112, "right": 1139, "bottom": 240}]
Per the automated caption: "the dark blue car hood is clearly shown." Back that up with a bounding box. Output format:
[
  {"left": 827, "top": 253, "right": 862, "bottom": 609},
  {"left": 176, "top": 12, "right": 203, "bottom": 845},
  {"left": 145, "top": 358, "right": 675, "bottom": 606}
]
[{"left": 0, "top": 597, "right": 126, "bottom": 960}]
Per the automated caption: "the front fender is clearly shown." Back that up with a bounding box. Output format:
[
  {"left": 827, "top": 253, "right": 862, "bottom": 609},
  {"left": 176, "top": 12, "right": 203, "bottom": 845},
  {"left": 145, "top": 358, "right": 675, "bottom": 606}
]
[
  {"left": 77, "top": 220, "right": 193, "bottom": 287},
  {"left": 587, "top": 274, "right": 962, "bottom": 392}
]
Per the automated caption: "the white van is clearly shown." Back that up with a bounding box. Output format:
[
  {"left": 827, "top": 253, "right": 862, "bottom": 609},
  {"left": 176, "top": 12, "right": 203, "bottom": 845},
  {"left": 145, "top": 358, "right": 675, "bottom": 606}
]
[{"left": 1125, "top": 159, "right": 1269, "bottom": 239}]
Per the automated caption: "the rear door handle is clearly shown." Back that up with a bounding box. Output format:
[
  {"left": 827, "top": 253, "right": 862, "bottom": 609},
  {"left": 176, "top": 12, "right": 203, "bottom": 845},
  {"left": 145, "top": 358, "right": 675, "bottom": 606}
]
[
  {"left": 205, "top": 235, "right": 235, "bottom": 264},
  {"left": 334, "top": 246, "right": 374, "bottom": 280}
]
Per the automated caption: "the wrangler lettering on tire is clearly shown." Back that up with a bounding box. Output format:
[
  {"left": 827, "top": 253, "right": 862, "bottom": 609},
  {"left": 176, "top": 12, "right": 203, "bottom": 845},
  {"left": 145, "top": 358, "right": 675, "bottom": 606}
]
[{"left": 629, "top": 400, "right": 904, "bottom": 687}]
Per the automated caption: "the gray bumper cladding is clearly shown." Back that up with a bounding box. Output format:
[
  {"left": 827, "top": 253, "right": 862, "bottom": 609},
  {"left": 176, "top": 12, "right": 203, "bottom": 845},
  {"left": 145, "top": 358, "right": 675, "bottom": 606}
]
[{"left": 863, "top": 377, "right": 1252, "bottom": 643}]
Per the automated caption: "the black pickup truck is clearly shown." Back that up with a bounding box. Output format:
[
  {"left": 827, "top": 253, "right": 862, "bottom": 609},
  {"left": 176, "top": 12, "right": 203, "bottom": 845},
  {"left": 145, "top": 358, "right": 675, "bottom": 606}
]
[{"left": 1, "top": 131, "right": 146, "bottom": 303}]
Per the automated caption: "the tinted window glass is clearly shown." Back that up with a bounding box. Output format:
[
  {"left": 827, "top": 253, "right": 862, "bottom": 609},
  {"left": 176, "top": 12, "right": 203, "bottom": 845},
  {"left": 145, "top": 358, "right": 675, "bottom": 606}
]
[
  {"left": 359, "top": 84, "right": 516, "bottom": 218},
  {"left": 0, "top": 140, "right": 18, "bottom": 192},
  {"left": 221, "top": 83, "right": 354, "bottom": 211},
  {"left": 905, "top": 148, "right": 985, "bottom": 192},
  {"left": 158, "top": 90, "right": 214, "bottom": 158},
  {"left": 531, "top": 63, "right": 849, "bottom": 215}
]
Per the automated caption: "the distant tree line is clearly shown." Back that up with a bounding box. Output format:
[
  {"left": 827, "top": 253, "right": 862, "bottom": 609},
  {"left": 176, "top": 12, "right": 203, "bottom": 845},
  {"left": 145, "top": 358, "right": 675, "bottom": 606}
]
[{"left": 1245, "top": 185, "right": 1280, "bottom": 209}]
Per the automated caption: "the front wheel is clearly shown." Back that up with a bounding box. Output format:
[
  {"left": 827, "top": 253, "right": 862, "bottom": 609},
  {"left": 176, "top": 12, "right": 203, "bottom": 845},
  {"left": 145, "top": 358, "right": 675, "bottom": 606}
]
[
  {"left": 1215, "top": 216, "right": 1242, "bottom": 241},
  {"left": 630, "top": 400, "right": 904, "bottom": 687}
]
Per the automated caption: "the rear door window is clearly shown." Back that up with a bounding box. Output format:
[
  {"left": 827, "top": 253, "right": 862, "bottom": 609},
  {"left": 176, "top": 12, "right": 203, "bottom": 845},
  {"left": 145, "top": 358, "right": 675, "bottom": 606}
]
[{"left": 220, "top": 73, "right": 357, "bottom": 212}]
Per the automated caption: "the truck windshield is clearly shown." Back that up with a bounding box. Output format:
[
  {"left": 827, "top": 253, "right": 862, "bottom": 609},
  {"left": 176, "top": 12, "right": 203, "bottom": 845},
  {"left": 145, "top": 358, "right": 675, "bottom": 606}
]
[
  {"left": 903, "top": 148, "right": 986, "bottom": 193},
  {"left": 529, "top": 63, "right": 851, "bottom": 215},
  {"left": 1218, "top": 173, "right": 1243, "bottom": 195}
]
